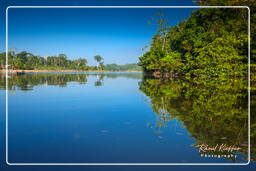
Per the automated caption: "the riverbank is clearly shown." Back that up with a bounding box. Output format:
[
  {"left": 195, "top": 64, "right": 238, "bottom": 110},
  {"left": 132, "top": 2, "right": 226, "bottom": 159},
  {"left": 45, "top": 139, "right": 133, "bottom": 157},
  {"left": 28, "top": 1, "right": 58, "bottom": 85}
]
[{"left": 0, "top": 69, "right": 141, "bottom": 74}]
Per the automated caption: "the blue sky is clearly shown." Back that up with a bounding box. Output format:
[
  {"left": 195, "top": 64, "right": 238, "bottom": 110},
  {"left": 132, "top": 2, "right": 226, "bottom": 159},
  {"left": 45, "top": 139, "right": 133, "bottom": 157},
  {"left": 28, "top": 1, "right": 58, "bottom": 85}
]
[{"left": 1, "top": 0, "right": 196, "bottom": 65}]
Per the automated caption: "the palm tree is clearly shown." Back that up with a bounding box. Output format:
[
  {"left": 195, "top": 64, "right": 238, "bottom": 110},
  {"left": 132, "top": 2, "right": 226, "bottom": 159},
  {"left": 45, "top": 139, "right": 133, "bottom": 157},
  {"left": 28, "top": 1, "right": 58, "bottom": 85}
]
[{"left": 94, "top": 55, "right": 103, "bottom": 70}]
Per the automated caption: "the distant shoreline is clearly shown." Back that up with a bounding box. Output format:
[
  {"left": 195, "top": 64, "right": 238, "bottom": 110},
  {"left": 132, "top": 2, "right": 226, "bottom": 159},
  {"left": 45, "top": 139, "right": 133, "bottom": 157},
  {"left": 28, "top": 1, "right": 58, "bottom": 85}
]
[{"left": 0, "top": 69, "right": 142, "bottom": 74}]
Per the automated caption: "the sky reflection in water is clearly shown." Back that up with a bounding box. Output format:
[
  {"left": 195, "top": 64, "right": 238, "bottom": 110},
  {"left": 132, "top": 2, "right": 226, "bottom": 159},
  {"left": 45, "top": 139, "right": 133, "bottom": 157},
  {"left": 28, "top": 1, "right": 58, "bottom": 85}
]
[{"left": 0, "top": 73, "right": 250, "bottom": 163}]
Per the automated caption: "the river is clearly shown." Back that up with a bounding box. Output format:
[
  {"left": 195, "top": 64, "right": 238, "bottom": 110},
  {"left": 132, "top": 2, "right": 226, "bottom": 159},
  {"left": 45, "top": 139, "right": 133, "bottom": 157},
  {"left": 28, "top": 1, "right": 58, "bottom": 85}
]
[{"left": 0, "top": 72, "right": 252, "bottom": 164}]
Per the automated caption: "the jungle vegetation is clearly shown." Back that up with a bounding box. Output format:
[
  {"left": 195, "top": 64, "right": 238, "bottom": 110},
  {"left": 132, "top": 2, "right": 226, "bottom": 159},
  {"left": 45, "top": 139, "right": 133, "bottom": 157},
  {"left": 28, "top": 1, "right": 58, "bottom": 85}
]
[
  {"left": 0, "top": 51, "right": 89, "bottom": 70},
  {"left": 139, "top": 0, "right": 255, "bottom": 78},
  {"left": 0, "top": 51, "right": 141, "bottom": 71},
  {"left": 104, "top": 63, "right": 141, "bottom": 71}
]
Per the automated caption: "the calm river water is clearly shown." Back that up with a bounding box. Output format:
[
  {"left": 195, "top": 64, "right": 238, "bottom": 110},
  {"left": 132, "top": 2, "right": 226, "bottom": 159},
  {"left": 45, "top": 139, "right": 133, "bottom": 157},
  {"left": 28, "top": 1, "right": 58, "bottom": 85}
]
[{"left": 0, "top": 72, "right": 251, "bottom": 163}]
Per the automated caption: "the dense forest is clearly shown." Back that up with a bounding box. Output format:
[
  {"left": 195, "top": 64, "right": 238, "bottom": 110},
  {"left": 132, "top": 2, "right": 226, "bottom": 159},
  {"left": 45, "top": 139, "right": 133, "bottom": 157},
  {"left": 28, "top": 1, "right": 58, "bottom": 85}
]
[
  {"left": 104, "top": 63, "right": 141, "bottom": 71},
  {"left": 0, "top": 51, "right": 141, "bottom": 71},
  {"left": 0, "top": 51, "right": 89, "bottom": 70},
  {"left": 139, "top": 0, "right": 255, "bottom": 78}
]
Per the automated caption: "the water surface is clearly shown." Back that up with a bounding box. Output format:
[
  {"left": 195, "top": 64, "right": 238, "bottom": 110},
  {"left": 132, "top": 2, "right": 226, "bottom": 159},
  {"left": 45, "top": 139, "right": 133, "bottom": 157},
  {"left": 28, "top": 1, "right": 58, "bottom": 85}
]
[{"left": 0, "top": 72, "right": 250, "bottom": 163}]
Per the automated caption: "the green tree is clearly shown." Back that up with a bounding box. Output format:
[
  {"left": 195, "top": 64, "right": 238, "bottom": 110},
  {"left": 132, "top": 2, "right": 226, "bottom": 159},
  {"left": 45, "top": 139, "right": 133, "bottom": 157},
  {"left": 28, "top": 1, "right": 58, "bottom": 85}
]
[{"left": 94, "top": 55, "right": 103, "bottom": 70}]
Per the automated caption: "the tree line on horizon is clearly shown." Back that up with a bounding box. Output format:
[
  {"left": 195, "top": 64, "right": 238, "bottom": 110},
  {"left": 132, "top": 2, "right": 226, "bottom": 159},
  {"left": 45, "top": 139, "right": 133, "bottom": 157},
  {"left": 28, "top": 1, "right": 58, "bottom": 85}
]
[
  {"left": 139, "top": 0, "right": 255, "bottom": 78},
  {"left": 0, "top": 51, "right": 141, "bottom": 71}
]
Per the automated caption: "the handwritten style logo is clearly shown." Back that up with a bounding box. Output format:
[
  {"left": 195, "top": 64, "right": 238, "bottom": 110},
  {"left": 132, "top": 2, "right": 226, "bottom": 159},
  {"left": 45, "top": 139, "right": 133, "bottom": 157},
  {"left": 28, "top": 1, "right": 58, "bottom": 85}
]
[
  {"left": 195, "top": 144, "right": 242, "bottom": 159},
  {"left": 196, "top": 144, "right": 241, "bottom": 153}
]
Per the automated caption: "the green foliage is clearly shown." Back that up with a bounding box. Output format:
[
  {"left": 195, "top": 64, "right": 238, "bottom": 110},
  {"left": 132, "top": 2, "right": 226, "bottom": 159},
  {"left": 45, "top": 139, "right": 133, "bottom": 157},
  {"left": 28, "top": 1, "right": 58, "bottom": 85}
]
[
  {"left": 94, "top": 55, "right": 104, "bottom": 70},
  {"left": 0, "top": 51, "right": 141, "bottom": 72},
  {"left": 159, "top": 52, "right": 183, "bottom": 73},
  {"left": 192, "top": 34, "right": 247, "bottom": 76},
  {"left": 104, "top": 63, "right": 141, "bottom": 71},
  {"left": 0, "top": 51, "right": 89, "bottom": 70},
  {"left": 94, "top": 55, "right": 103, "bottom": 63},
  {"left": 139, "top": 1, "right": 253, "bottom": 77}
]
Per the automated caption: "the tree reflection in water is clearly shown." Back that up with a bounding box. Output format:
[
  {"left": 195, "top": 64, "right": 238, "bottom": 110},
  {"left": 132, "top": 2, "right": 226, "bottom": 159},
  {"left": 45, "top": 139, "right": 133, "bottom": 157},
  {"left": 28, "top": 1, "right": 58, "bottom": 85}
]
[
  {"left": 0, "top": 72, "right": 142, "bottom": 90},
  {"left": 139, "top": 76, "right": 254, "bottom": 161},
  {"left": 0, "top": 73, "right": 254, "bottom": 162}
]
